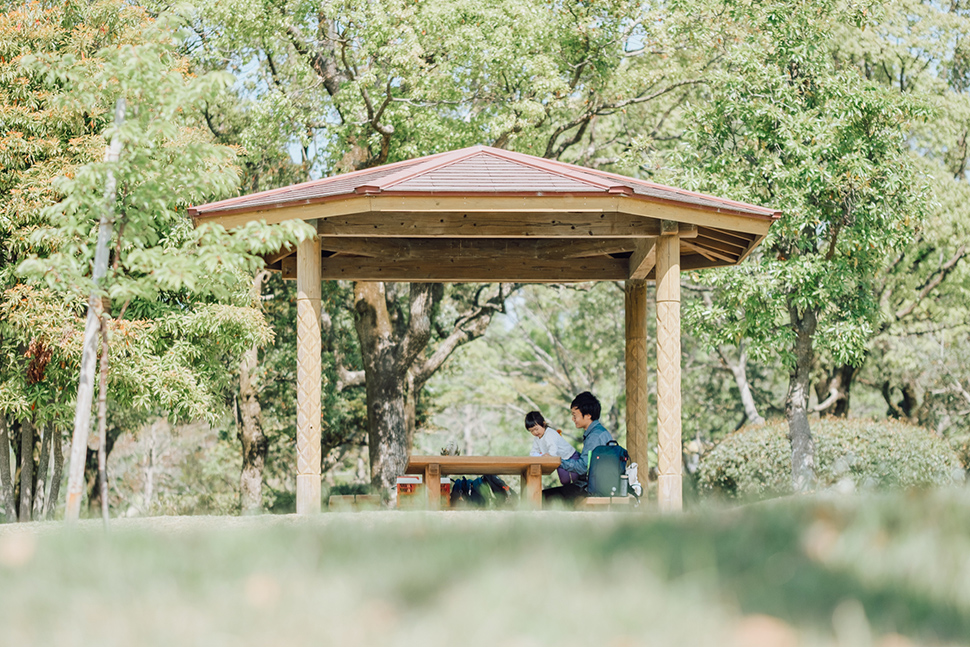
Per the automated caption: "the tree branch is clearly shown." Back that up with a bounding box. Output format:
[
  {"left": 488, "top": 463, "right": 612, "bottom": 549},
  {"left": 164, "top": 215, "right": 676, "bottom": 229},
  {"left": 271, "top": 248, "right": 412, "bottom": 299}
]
[
  {"left": 410, "top": 283, "right": 517, "bottom": 388},
  {"left": 397, "top": 283, "right": 441, "bottom": 373},
  {"left": 894, "top": 244, "right": 966, "bottom": 320}
]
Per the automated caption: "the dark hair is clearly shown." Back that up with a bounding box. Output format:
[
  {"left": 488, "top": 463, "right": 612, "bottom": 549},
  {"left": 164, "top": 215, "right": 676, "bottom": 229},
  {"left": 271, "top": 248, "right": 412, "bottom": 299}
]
[
  {"left": 570, "top": 391, "right": 601, "bottom": 421},
  {"left": 524, "top": 411, "right": 546, "bottom": 430}
]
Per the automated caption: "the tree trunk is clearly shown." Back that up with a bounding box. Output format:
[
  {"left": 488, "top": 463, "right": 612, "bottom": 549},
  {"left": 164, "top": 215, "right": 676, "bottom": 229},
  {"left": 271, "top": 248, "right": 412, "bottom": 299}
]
[
  {"left": 45, "top": 428, "right": 62, "bottom": 520},
  {"left": 0, "top": 415, "right": 16, "bottom": 522},
  {"left": 97, "top": 316, "right": 111, "bottom": 529},
  {"left": 718, "top": 342, "right": 765, "bottom": 427},
  {"left": 85, "top": 431, "right": 116, "bottom": 515},
  {"left": 239, "top": 272, "right": 269, "bottom": 515},
  {"left": 355, "top": 282, "right": 410, "bottom": 492},
  {"left": 352, "top": 280, "right": 512, "bottom": 492},
  {"left": 31, "top": 423, "right": 51, "bottom": 520},
  {"left": 65, "top": 98, "right": 124, "bottom": 524},
  {"left": 18, "top": 417, "right": 35, "bottom": 522},
  {"left": 143, "top": 426, "right": 156, "bottom": 514},
  {"left": 786, "top": 304, "right": 817, "bottom": 493}
]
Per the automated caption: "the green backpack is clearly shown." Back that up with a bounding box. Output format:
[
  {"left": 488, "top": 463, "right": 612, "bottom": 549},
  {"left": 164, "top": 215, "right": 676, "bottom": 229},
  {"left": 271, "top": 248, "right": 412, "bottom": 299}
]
[{"left": 587, "top": 440, "right": 629, "bottom": 497}]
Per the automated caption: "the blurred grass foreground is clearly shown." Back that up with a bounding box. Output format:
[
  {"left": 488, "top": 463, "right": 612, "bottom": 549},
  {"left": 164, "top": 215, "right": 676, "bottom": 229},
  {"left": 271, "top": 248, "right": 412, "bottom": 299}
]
[{"left": 3, "top": 491, "right": 970, "bottom": 647}]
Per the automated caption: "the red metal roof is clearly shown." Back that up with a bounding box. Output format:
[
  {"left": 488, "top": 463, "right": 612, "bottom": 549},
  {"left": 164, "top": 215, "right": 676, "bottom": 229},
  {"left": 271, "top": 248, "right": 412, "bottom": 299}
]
[{"left": 189, "top": 146, "right": 780, "bottom": 220}]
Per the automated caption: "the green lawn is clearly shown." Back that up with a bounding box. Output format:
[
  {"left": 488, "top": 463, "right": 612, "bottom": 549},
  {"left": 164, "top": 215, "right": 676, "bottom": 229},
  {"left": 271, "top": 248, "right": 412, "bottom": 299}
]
[{"left": 2, "top": 491, "right": 969, "bottom": 646}]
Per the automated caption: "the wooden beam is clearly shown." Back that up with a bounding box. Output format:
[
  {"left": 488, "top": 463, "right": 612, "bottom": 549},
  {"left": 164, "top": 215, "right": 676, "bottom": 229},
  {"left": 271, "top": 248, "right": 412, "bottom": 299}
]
[
  {"left": 281, "top": 256, "right": 297, "bottom": 280},
  {"left": 656, "top": 233, "right": 682, "bottom": 513},
  {"left": 194, "top": 193, "right": 774, "bottom": 238},
  {"left": 280, "top": 250, "right": 724, "bottom": 281},
  {"left": 678, "top": 223, "right": 698, "bottom": 238},
  {"left": 318, "top": 237, "right": 639, "bottom": 261},
  {"left": 628, "top": 238, "right": 657, "bottom": 280},
  {"left": 262, "top": 245, "right": 297, "bottom": 266},
  {"left": 318, "top": 256, "right": 629, "bottom": 282},
  {"left": 296, "top": 236, "right": 322, "bottom": 515},
  {"left": 625, "top": 280, "right": 648, "bottom": 482},
  {"left": 317, "top": 211, "right": 663, "bottom": 238},
  {"left": 680, "top": 255, "right": 731, "bottom": 271},
  {"left": 622, "top": 199, "right": 773, "bottom": 236},
  {"left": 560, "top": 240, "right": 636, "bottom": 259}
]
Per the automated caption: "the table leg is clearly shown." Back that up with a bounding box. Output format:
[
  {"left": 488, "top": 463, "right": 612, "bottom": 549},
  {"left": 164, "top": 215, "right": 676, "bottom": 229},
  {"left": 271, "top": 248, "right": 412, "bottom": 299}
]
[
  {"left": 425, "top": 464, "right": 440, "bottom": 511},
  {"left": 524, "top": 464, "right": 542, "bottom": 510}
]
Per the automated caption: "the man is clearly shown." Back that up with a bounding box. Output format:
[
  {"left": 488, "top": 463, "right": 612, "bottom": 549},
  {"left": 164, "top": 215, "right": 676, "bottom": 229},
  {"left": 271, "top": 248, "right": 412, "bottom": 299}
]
[{"left": 543, "top": 391, "right": 613, "bottom": 505}]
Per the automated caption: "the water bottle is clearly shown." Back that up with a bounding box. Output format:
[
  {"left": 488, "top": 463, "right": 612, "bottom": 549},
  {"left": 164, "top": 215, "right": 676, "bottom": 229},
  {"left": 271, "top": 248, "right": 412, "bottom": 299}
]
[{"left": 619, "top": 474, "right": 629, "bottom": 497}]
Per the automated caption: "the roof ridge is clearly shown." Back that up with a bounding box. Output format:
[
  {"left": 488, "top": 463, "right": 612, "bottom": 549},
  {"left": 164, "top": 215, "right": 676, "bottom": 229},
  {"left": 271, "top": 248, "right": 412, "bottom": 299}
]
[
  {"left": 477, "top": 151, "right": 779, "bottom": 217},
  {"left": 471, "top": 147, "right": 629, "bottom": 193},
  {"left": 546, "top": 161, "right": 780, "bottom": 217},
  {"left": 354, "top": 146, "right": 489, "bottom": 194},
  {"left": 356, "top": 146, "right": 629, "bottom": 194}
]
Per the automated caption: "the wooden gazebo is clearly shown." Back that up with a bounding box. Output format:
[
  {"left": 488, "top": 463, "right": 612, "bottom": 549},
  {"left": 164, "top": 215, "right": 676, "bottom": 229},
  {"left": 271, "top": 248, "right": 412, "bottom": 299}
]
[{"left": 189, "top": 146, "right": 779, "bottom": 513}]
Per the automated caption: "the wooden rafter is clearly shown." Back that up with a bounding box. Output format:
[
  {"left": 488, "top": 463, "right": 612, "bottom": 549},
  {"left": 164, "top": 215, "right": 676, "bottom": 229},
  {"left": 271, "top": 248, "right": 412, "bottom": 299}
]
[
  {"left": 695, "top": 233, "right": 748, "bottom": 255},
  {"left": 629, "top": 238, "right": 657, "bottom": 280},
  {"left": 700, "top": 226, "right": 756, "bottom": 247},
  {"left": 318, "top": 256, "right": 629, "bottom": 282},
  {"left": 682, "top": 240, "right": 736, "bottom": 264}
]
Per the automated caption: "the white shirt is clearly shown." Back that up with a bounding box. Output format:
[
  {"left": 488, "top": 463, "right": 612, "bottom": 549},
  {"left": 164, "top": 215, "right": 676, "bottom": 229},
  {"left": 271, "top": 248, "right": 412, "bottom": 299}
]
[{"left": 529, "top": 426, "right": 577, "bottom": 459}]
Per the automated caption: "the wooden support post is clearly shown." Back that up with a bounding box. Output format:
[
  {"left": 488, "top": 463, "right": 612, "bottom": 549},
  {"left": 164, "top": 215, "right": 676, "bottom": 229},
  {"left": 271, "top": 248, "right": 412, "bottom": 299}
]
[
  {"left": 625, "top": 279, "right": 649, "bottom": 486},
  {"left": 296, "top": 235, "right": 322, "bottom": 515},
  {"left": 524, "top": 464, "right": 543, "bottom": 510},
  {"left": 425, "top": 463, "right": 441, "bottom": 511},
  {"left": 656, "top": 223, "right": 682, "bottom": 512}
]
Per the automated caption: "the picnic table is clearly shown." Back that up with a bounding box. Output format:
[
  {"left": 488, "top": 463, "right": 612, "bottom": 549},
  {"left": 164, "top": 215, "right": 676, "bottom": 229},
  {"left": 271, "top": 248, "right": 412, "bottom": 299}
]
[{"left": 404, "top": 455, "right": 562, "bottom": 510}]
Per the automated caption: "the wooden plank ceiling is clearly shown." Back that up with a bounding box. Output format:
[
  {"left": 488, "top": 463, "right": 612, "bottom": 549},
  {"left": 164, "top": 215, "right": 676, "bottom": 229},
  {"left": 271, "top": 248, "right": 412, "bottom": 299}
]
[{"left": 262, "top": 223, "right": 760, "bottom": 283}]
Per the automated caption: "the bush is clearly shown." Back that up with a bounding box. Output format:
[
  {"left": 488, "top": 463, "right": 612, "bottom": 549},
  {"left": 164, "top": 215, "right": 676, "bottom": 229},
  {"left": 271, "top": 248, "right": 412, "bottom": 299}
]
[{"left": 697, "top": 418, "right": 962, "bottom": 499}]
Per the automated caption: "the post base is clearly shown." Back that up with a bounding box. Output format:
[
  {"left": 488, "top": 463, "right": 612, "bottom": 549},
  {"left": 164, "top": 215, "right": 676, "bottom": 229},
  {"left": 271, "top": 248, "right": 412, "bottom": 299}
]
[
  {"left": 296, "top": 474, "right": 321, "bottom": 515},
  {"left": 658, "top": 474, "right": 682, "bottom": 513}
]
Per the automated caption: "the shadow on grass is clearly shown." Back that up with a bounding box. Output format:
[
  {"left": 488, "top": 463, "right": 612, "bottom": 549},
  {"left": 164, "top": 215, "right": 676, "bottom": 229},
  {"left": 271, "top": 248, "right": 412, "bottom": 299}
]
[{"left": 601, "top": 500, "right": 970, "bottom": 643}]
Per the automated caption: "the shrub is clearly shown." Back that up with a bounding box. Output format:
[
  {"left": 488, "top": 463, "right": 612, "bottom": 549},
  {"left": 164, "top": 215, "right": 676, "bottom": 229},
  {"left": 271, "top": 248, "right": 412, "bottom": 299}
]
[{"left": 696, "top": 418, "right": 962, "bottom": 499}]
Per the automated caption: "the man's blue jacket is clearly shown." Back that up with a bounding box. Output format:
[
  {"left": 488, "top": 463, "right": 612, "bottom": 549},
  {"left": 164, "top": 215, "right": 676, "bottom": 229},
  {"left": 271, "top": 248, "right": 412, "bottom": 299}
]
[{"left": 559, "top": 419, "right": 613, "bottom": 489}]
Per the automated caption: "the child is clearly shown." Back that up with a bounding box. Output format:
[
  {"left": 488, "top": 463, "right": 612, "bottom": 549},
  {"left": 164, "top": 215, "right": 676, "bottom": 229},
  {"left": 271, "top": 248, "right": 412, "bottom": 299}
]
[{"left": 525, "top": 411, "right": 582, "bottom": 485}]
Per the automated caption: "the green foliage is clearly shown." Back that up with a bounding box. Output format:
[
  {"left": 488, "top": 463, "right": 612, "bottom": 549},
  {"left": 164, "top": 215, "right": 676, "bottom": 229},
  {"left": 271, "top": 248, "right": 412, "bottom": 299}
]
[
  {"left": 697, "top": 418, "right": 962, "bottom": 499},
  {"left": 675, "top": 0, "right": 930, "bottom": 369},
  {"left": 328, "top": 483, "right": 372, "bottom": 497},
  {"left": 188, "top": 0, "right": 712, "bottom": 177},
  {"left": 4, "top": 4, "right": 313, "bottom": 430},
  {"left": 107, "top": 419, "right": 242, "bottom": 516},
  {"left": 0, "top": 1, "right": 156, "bottom": 429}
]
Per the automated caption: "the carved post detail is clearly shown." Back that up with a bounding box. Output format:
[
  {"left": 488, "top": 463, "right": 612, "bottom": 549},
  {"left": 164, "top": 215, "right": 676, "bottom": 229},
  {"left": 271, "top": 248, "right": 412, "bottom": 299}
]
[
  {"left": 625, "top": 279, "right": 649, "bottom": 484},
  {"left": 656, "top": 224, "right": 682, "bottom": 512},
  {"left": 296, "top": 236, "right": 322, "bottom": 514}
]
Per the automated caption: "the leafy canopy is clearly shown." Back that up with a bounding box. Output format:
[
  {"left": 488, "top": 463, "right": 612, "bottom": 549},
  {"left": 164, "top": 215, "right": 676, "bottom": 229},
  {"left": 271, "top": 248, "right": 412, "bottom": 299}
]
[{"left": 677, "top": 0, "right": 931, "bottom": 368}]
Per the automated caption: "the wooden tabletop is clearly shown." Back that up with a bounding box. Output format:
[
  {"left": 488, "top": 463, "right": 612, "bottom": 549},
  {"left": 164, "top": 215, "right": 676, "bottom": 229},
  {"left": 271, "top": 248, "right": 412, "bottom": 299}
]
[{"left": 405, "top": 455, "right": 561, "bottom": 476}]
